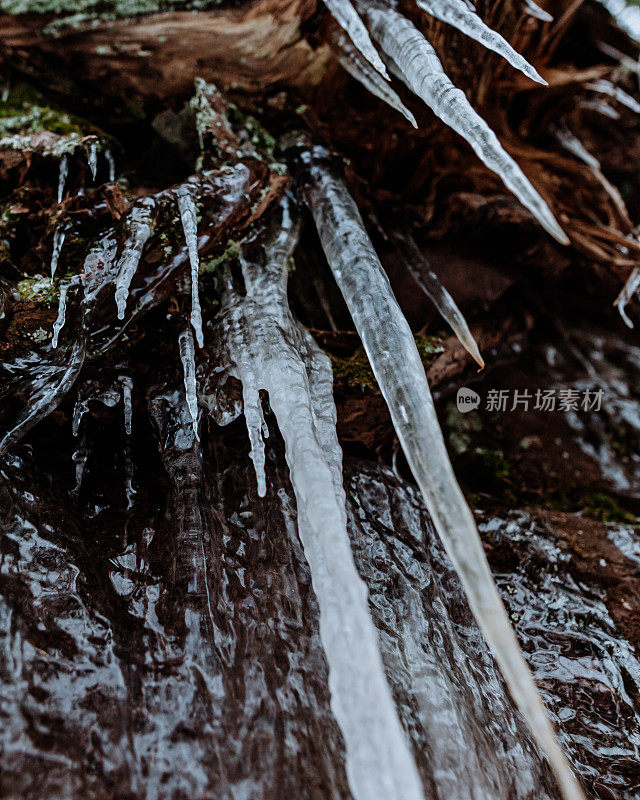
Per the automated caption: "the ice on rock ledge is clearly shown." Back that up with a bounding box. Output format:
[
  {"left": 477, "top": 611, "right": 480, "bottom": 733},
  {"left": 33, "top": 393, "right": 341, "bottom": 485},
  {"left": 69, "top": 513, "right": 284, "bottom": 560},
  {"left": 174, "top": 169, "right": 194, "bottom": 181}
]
[
  {"left": 360, "top": 3, "right": 569, "bottom": 244},
  {"left": 221, "top": 198, "right": 425, "bottom": 800},
  {"left": 295, "top": 148, "right": 585, "bottom": 800}
]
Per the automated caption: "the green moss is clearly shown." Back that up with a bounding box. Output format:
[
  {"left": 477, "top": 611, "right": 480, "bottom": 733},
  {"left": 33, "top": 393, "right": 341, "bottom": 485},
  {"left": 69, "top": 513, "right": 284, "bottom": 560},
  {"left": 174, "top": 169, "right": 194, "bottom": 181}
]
[
  {"left": 16, "top": 273, "right": 59, "bottom": 305},
  {"left": 581, "top": 493, "right": 637, "bottom": 524},
  {"left": 415, "top": 334, "right": 444, "bottom": 363},
  {"left": 227, "top": 104, "right": 277, "bottom": 161},
  {"left": 0, "top": 82, "right": 95, "bottom": 148},
  {"left": 330, "top": 334, "right": 444, "bottom": 391},
  {"left": 474, "top": 447, "right": 512, "bottom": 483},
  {"left": 201, "top": 240, "right": 240, "bottom": 274},
  {"left": 330, "top": 350, "right": 377, "bottom": 390}
]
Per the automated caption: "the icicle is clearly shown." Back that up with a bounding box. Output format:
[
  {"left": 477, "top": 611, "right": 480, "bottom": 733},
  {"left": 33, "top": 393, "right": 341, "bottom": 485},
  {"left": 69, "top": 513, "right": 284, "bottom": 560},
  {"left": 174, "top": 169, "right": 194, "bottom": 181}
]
[
  {"left": 329, "top": 26, "right": 417, "bottom": 126},
  {"left": 615, "top": 267, "right": 640, "bottom": 327},
  {"left": 114, "top": 197, "right": 155, "bottom": 320},
  {"left": 580, "top": 98, "right": 620, "bottom": 119},
  {"left": 88, "top": 140, "right": 98, "bottom": 181},
  {"left": 221, "top": 202, "right": 425, "bottom": 800},
  {"left": 50, "top": 225, "right": 66, "bottom": 279},
  {"left": 72, "top": 439, "right": 89, "bottom": 494},
  {"left": 361, "top": 5, "right": 568, "bottom": 244},
  {"left": 586, "top": 79, "right": 640, "bottom": 113},
  {"left": 178, "top": 326, "right": 199, "bottom": 441},
  {"left": 120, "top": 376, "right": 133, "bottom": 435},
  {"left": 222, "top": 266, "right": 268, "bottom": 496},
  {"left": 411, "top": 0, "right": 547, "bottom": 84},
  {"left": 105, "top": 149, "right": 116, "bottom": 182},
  {"left": 57, "top": 155, "right": 68, "bottom": 204},
  {"left": 322, "top": 0, "right": 390, "bottom": 80},
  {"left": 394, "top": 231, "right": 483, "bottom": 367},
  {"left": 298, "top": 154, "right": 585, "bottom": 800},
  {"left": 51, "top": 279, "right": 74, "bottom": 349},
  {"left": 175, "top": 186, "right": 204, "bottom": 348},
  {"left": 72, "top": 399, "right": 88, "bottom": 437},
  {"left": 554, "top": 123, "right": 628, "bottom": 218},
  {"left": 553, "top": 123, "right": 600, "bottom": 169},
  {"left": 524, "top": 0, "right": 553, "bottom": 21}
]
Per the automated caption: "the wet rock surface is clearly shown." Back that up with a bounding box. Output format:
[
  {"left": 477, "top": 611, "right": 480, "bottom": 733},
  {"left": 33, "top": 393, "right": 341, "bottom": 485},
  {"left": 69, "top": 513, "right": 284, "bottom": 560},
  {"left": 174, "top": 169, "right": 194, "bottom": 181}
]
[{"left": 2, "top": 325, "right": 640, "bottom": 799}]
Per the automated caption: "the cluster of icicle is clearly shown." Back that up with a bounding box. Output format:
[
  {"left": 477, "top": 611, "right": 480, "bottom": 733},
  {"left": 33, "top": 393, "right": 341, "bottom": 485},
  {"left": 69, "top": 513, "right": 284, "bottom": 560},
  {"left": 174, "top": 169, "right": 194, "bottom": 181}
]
[
  {"left": 220, "top": 196, "right": 425, "bottom": 800},
  {"left": 326, "top": 0, "right": 569, "bottom": 244},
  {"left": 55, "top": 139, "right": 116, "bottom": 206},
  {"left": 188, "top": 141, "right": 581, "bottom": 799}
]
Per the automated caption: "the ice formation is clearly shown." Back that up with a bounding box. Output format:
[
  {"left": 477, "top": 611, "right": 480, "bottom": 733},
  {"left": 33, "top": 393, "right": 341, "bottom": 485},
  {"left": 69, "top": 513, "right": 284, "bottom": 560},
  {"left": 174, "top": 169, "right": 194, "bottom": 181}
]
[
  {"left": 413, "top": 0, "right": 547, "bottom": 84},
  {"left": 554, "top": 123, "right": 600, "bottom": 169},
  {"left": 297, "top": 151, "right": 585, "bottom": 800},
  {"left": 51, "top": 279, "right": 74, "bottom": 349},
  {"left": 329, "top": 27, "right": 417, "bottom": 126},
  {"left": 359, "top": 3, "right": 569, "bottom": 244},
  {"left": 586, "top": 79, "right": 640, "bottom": 113},
  {"left": 615, "top": 266, "right": 640, "bottom": 327},
  {"left": 322, "top": 0, "right": 390, "bottom": 79},
  {"left": 222, "top": 198, "right": 425, "bottom": 800},
  {"left": 50, "top": 225, "right": 66, "bottom": 279},
  {"left": 88, "top": 140, "right": 98, "bottom": 181},
  {"left": 554, "top": 123, "right": 627, "bottom": 217},
  {"left": 114, "top": 198, "right": 155, "bottom": 320},
  {"left": 178, "top": 326, "right": 199, "bottom": 441},
  {"left": 120, "top": 376, "right": 133, "bottom": 435},
  {"left": 580, "top": 98, "right": 620, "bottom": 119},
  {"left": 57, "top": 155, "right": 68, "bottom": 204},
  {"left": 175, "top": 186, "right": 204, "bottom": 348},
  {"left": 105, "top": 148, "right": 116, "bottom": 182},
  {"left": 524, "top": 0, "right": 553, "bottom": 21},
  {"left": 394, "top": 231, "right": 483, "bottom": 367}
]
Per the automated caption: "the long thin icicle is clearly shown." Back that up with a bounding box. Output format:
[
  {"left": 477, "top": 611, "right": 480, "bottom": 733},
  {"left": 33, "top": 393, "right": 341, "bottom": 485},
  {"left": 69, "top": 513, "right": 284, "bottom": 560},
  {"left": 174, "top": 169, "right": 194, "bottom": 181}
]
[
  {"left": 298, "top": 153, "right": 585, "bottom": 800},
  {"left": 361, "top": 4, "right": 569, "bottom": 244},
  {"left": 50, "top": 225, "right": 66, "bottom": 279},
  {"left": 51, "top": 280, "right": 71, "bottom": 349},
  {"left": 524, "top": 0, "right": 553, "bottom": 22},
  {"left": 585, "top": 79, "right": 640, "bottom": 113},
  {"left": 114, "top": 198, "right": 155, "bottom": 320},
  {"left": 394, "top": 231, "right": 484, "bottom": 367},
  {"left": 222, "top": 200, "right": 425, "bottom": 800},
  {"left": 615, "top": 267, "right": 640, "bottom": 327},
  {"left": 105, "top": 149, "right": 116, "bottom": 182},
  {"left": 553, "top": 123, "right": 600, "bottom": 169},
  {"left": 323, "top": 0, "right": 390, "bottom": 79},
  {"left": 413, "top": 0, "right": 547, "bottom": 84},
  {"left": 330, "top": 27, "right": 417, "bottom": 126},
  {"left": 554, "top": 123, "right": 628, "bottom": 218},
  {"left": 57, "top": 155, "right": 68, "bottom": 204},
  {"left": 178, "top": 326, "right": 199, "bottom": 441},
  {"left": 120, "top": 376, "right": 133, "bottom": 435},
  {"left": 88, "top": 140, "right": 98, "bottom": 181},
  {"left": 175, "top": 186, "right": 204, "bottom": 348}
]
